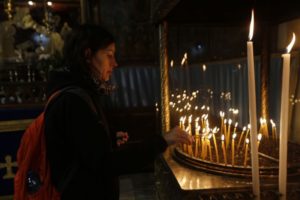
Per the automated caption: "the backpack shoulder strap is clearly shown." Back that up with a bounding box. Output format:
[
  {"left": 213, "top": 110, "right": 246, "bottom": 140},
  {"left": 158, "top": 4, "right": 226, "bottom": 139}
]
[{"left": 45, "top": 86, "right": 97, "bottom": 115}]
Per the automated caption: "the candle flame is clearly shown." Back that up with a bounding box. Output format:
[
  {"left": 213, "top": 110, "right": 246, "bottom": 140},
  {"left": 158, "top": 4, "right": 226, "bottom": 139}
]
[
  {"left": 228, "top": 119, "right": 232, "bottom": 125},
  {"left": 260, "top": 117, "right": 266, "bottom": 124},
  {"left": 202, "top": 64, "right": 207, "bottom": 72},
  {"left": 257, "top": 133, "right": 262, "bottom": 141},
  {"left": 235, "top": 122, "right": 238, "bottom": 127},
  {"left": 208, "top": 134, "right": 212, "bottom": 139},
  {"left": 247, "top": 124, "right": 251, "bottom": 129},
  {"left": 195, "top": 106, "right": 198, "bottom": 110},
  {"left": 232, "top": 133, "right": 237, "bottom": 139},
  {"left": 270, "top": 119, "right": 276, "bottom": 127},
  {"left": 213, "top": 127, "right": 218, "bottom": 133},
  {"left": 204, "top": 115, "right": 208, "bottom": 120},
  {"left": 286, "top": 32, "right": 296, "bottom": 53},
  {"left": 220, "top": 111, "right": 225, "bottom": 118},
  {"left": 195, "top": 117, "right": 200, "bottom": 122},
  {"left": 246, "top": 138, "right": 250, "bottom": 144},
  {"left": 188, "top": 115, "right": 192, "bottom": 123},
  {"left": 221, "top": 134, "right": 225, "bottom": 141},
  {"left": 248, "top": 9, "right": 254, "bottom": 41},
  {"left": 170, "top": 60, "right": 174, "bottom": 68},
  {"left": 182, "top": 116, "right": 186, "bottom": 123},
  {"left": 243, "top": 126, "right": 246, "bottom": 131}
]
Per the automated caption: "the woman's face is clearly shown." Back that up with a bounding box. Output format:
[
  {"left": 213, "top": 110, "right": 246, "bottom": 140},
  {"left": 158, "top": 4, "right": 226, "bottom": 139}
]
[{"left": 89, "top": 43, "right": 118, "bottom": 82}]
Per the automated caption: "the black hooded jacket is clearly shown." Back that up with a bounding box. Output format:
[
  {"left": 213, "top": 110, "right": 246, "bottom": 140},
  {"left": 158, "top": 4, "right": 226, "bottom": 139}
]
[{"left": 44, "top": 70, "right": 167, "bottom": 200}]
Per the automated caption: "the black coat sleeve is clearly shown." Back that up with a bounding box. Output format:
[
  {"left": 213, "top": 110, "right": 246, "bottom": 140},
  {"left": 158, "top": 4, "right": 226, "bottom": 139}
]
[{"left": 45, "top": 93, "right": 167, "bottom": 176}]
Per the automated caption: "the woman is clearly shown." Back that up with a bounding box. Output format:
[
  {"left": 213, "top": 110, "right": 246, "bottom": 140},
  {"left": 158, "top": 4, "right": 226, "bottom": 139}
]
[{"left": 44, "top": 24, "right": 192, "bottom": 200}]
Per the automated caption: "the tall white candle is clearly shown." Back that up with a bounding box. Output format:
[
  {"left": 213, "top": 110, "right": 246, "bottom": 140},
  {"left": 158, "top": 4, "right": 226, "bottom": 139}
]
[
  {"left": 279, "top": 32, "right": 296, "bottom": 200},
  {"left": 247, "top": 10, "right": 260, "bottom": 200}
]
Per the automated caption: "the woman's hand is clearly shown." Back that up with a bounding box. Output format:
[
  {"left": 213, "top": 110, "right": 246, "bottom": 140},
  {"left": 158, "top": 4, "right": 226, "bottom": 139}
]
[
  {"left": 116, "top": 131, "right": 129, "bottom": 146},
  {"left": 163, "top": 126, "right": 193, "bottom": 146}
]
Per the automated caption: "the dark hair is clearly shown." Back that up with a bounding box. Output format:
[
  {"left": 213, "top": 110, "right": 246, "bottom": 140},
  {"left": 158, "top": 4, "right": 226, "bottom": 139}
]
[{"left": 63, "top": 24, "right": 115, "bottom": 75}]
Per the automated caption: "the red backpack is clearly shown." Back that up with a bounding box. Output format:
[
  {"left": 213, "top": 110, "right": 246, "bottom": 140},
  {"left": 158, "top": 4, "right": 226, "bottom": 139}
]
[{"left": 14, "top": 87, "right": 97, "bottom": 200}]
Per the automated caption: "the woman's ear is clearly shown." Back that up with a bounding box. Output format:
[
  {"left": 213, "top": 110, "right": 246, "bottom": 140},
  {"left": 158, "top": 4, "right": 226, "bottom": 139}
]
[{"left": 84, "top": 48, "right": 92, "bottom": 63}]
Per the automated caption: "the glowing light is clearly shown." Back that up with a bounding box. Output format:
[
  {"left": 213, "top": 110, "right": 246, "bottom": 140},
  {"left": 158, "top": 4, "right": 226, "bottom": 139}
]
[
  {"left": 246, "top": 138, "right": 250, "bottom": 144},
  {"left": 170, "top": 60, "right": 174, "bottom": 67},
  {"left": 219, "top": 111, "right": 225, "bottom": 118},
  {"left": 232, "top": 133, "right": 237, "bottom": 139},
  {"left": 28, "top": 1, "right": 34, "bottom": 6},
  {"left": 257, "top": 133, "right": 262, "bottom": 141},
  {"left": 221, "top": 134, "right": 225, "bottom": 141},
  {"left": 286, "top": 32, "right": 296, "bottom": 53},
  {"left": 248, "top": 9, "right": 254, "bottom": 41}
]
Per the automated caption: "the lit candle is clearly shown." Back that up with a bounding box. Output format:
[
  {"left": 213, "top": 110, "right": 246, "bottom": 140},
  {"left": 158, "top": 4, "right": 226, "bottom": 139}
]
[
  {"left": 195, "top": 126, "right": 201, "bottom": 157},
  {"left": 220, "top": 111, "right": 225, "bottom": 139},
  {"left": 207, "top": 134, "right": 213, "bottom": 161},
  {"left": 247, "top": 10, "right": 260, "bottom": 199},
  {"left": 187, "top": 117, "right": 194, "bottom": 156},
  {"left": 244, "top": 138, "right": 250, "bottom": 167},
  {"left": 244, "top": 124, "right": 251, "bottom": 149},
  {"left": 181, "top": 116, "right": 186, "bottom": 130},
  {"left": 226, "top": 119, "right": 232, "bottom": 148},
  {"left": 181, "top": 53, "right": 187, "bottom": 66},
  {"left": 279, "top": 32, "right": 296, "bottom": 200},
  {"left": 232, "top": 133, "right": 237, "bottom": 166},
  {"left": 212, "top": 127, "right": 220, "bottom": 163},
  {"left": 233, "top": 122, "right": 238, "bottom": 135},
  {"left": 233, "top": 109, "right": 239, "bottom": 122},
  {"left": 179, "top": 116, "right": 183, "bottom": 128},
  {"left": 195, "top": 117, "right": 200, "bottom": 131},
  {"left": 236, "top": 126, "right": 244, "bottom": 149},
  {"left": 221, "top": 134, "right": 227, "bottom": 165},
  {"left": 201, "top": 133, "right": 205, "bottom": 159},
  {"left": 259, "top": 118, "right": 268, "bottom": 139},
  {"left": 223, "top": 119, "right": 227, "bottom": 137},
  {"left": 270, "top": 119, "right": 276, "bottom": 140},
  {"left": 182, "top": 116, "right": 187, "bottom": 152},
  {"left": 188, "top": 115, "right": 192, "bottom": 131},
  {"left": 257, "top": 133, "right": 262, "bottom": 150},
  {"left": 201, "top": 114, "right": 205, "bottom": 128}
]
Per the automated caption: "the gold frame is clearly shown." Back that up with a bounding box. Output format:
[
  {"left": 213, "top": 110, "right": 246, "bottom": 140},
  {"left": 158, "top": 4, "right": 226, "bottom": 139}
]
[{"left": 0, "top": 119, "right": 33, "bottom": 133}]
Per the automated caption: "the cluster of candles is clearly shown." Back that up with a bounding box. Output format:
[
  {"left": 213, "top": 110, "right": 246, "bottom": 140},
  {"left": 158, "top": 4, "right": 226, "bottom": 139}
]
[
  {"left": 167, "top": 9, "right": 296, "bottom": 199},
  {"left": 177, "top": 111, "right": 273, "bottom": 167},
  {"left": 170, "top": 90, "right": 278, "bottom": 167}
]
